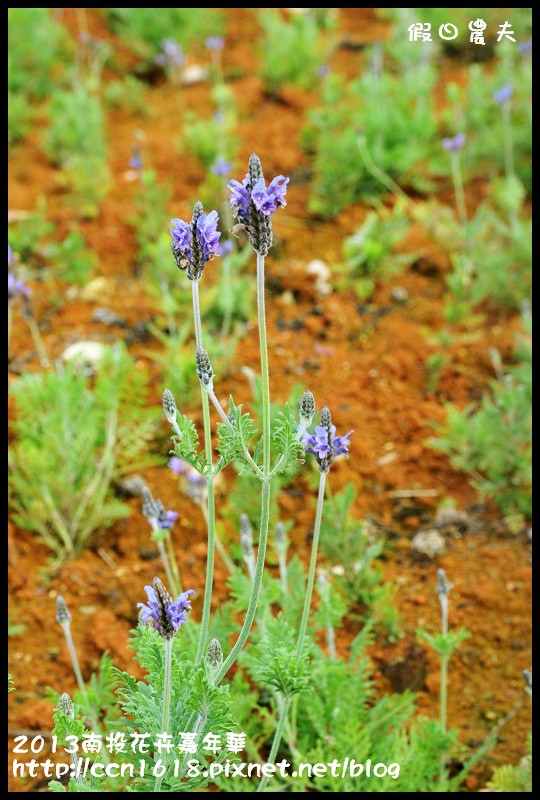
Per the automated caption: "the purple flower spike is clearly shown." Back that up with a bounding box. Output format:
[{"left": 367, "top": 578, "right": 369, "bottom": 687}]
[
  {"left": 8, "top": 272, "right": 31, "bottom": 300},
  {"left": 217, "top": 240, "right": 234, "bottom": 257},
  {"left": 493, "top": 83, "right": 513, "bottom": 105},
  {"left": 155, "top": 38, "right": 185, "bottom": 70},
  {"left": 170, "top": 202, "right": 221, "bottom": 281},
  {"left": 129, "top": 145, "right": 142, "bottom": 171},
  {"left": 141, "top": 487, "right": 178, "bottom": 532},
  {"left": 228, "top": 153, "right": 289, "bottom": 255},
  {"left": 211, "top": 157, "right": 233, "bottom": 178},
  {"left": 518, "top": 38, "right": 532, "bottom": 56},
  {"left": 302, "top": 406, "right": 353, "bottom": 473},
  {"left": 442, "top": 133, "right": 465, "bottom": 153},
  {"left": 138, "top": 578, "right": 194, "bottom": 639},
  {"left": 206, "top": 36, "right": 224, "bottom": 52}
]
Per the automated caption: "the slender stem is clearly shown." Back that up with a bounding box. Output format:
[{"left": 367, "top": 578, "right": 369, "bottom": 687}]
[
  {"left": 326, "top": 623, "right": 336, "bottom": 661},
  {"left": 296, "top": 472, "right": 327, "bottom": 658},
  {"left": 278, "top": 550, "right": 288, "bottom": 596},
  {"left": 154, "top": 637, "right": 173, "bottom": 792},
  {"left": 61, "top": 623, "right": 86, "bottom": 696},
  {"left": 208, "top": 386, "right": 263, "bottom": 479},
  {"left": 157, "top": 539, "right": 178, "bottom": 598},
  {"left": 357, "top": 135, "right": 409, "bottom": 201},
  {"left": 257, "top": 695, "right": 291, "bottom": 793},
  {"left": 256, "top": 252, "right": 271, "bottom": 476},
  {"left": 439, "top": 591, "right": 449, "bottom": 780},
  {"left": 26, "top": 316, "right": 50, "bottom": 368},
  {"left": 195, "top": 392, "right": 216, "bottom": 664},
  {"left": 191, "top": 280, "right": 203, "bottom": 348},
  {"left": 502, "top": 103, "right": 515, "bottom": 181},
  {"left": 200, "top": 500, "right": 235, "bottom": 573},
  {"left": 164, "top": 533, "right": 182, "bottom": 595},
  {"left": 214, "top": 479, "right": 271, "bottom": 684},
  {"left": 451, "top": 152, "right": 467, "bottom": 229}
]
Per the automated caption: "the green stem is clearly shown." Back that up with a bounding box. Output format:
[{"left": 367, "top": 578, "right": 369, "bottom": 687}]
[
  {"left": 192, "top": 280, "right": 217, "bottom": 665},
  {"left": 157, "top": 539, "right": 179, "bottom": 598},
  {"left": 451, "top": 152, "right": 467, "bottom": 229},
  {"left": 257, "top": 694, "right": 291, "bottom": 793},
  {"left": 296, "top": 471, "right": 327, "bottom": 658},
  {"left": 214, "top": 479, "right": 271, "bottom": 683},
  {"left": 62, "top": 623, "right": 86, "bottom": 696},
  {"left": 256, "top": 252, "right": 271, "bottom": 476},
  {"left": 195, "top": 392, "right": 216, "bottom": 664},
  {"left": 164, "top": 533, "right": 182, "bottom": 595},
  {"left": 154, "top": 637, "right": 173, "bottom": 792},
  {"left": 357, "top": 135, "right": 409, "bottom": 201},
  {"left": 439, "top": 591, "right": 449, "bottom": 781},
  {"left": 26, "top": 315, "right": 50, "bottom": 368}
]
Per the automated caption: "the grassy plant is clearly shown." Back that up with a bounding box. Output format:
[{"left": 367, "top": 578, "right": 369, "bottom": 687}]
[
  {"left": 257, "top": 9, "right": 334, "bottom": 96},
  {"left": 104, "top": 8, "right": 224, "bottom": 60},
  {"left": 341, "top": 201, "right": 416, "bottom": 300},
  {"left": 9, "top": 344, "right": 161, "bottom": 558},
  {"left": 8, "top": 8, "right": 72, "bottom": 146},
  {"left": 429, "top": 317, "right": 532, "bottom": 518},
  {"left": 306, "top": 63, "right": 437, "bottom": 217},
  {"left": 43, "top": 85, "right": 110, "bottom": 216},
  {"left": 103, "top": 75, "right": 149, "bottom": 115}
]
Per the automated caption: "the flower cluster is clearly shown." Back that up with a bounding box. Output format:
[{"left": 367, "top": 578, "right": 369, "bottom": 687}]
[
  {"left": 138, "top": 577, "right": 194, "bottom": 639},
  {"left": 211, "top": 157, "right": 233, "bottom": 178},
  {"left": 302, "top": 407, "right": 352, "bottom": 473},
  {"left": 442, "top": 133, "right": 465, "bottom": 153},
  {"left": 493, "top": 83, "right": 513, "bottom": 105},
  {"left": 155, "top": 38, "right": 185, "bottom": 71},
  {"left": 168, "top": 457, "right": 207, "bottom": 503},
  {"left": 205, "top": 36, "right": 224, "bottom": 52},
  {"left": 170, "top": 202, "right": 221, "bottom": 281},
  {"left": 228, "top": 153, "right": 289, "bottom": 255},
  {"left": 141, "top": 487, "right": 178, "bottom": 531}
]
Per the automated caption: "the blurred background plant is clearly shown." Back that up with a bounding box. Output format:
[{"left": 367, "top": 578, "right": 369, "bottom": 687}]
[{"left": 9, "top": 344, "right": 161, "bottom": 559}]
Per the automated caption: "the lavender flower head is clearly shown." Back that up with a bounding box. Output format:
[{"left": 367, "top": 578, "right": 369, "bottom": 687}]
[
  {"left": 303, "top": 406, "right": 353, "bottom": 473},
  {"left": 129, "top": 145, "right": 143, "bottom": 171},
  {"left": 138, "top": 577, "right": 194, "bottom": 639},
  {"left": 8, "top": 272, "right": 31, "bottom": 300},
  {"left": 170, "top": 202, "right": 221, "bottom": 281},
  {"left": 141, "top": 487, "right": 178, "bottom": 531},
  {"left": 211, "top": 157, "right": 233, "bottom": 178},
  {"left": 206, "top": 36, "right": 224, "bottom": 52},
  {"left": 155, "top": 38, "right": 185, "bottom": 70},
  {"left": 518, "top": 38, "right": 532, "bottom": 56},
  {"left": 493, "top": 83, "right": 513, "bottom": 105},
  {"left": 442, "top": 133, "right": 465, "bottom": 153},
  {"left": 228, "top": 153, "right": 289, "bottom": 255}
]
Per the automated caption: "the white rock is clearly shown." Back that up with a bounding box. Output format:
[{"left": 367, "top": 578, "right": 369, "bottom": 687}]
[
  {"left": 180, "top": 64, "right": 209, "bottom": 86},
  {"left": 306, "top": 259, "right": 332, "bottom": 296},
  {"left": 62, "top": 341, "right": 108, "bottom": 370},
  {"left": 411, "top": 529, "right": 446, "bottom": 558}
]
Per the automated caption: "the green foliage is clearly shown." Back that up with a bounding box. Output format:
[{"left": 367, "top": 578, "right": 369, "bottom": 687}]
[
  {"left": 319, "top": 483, "right": 386, "bottom": 610},
  {"left": 342, "top": 201, "right": 416, "bottom": 300},
  {"left": 129, "top": 171, "right": 172, "bottom": 267},
  {"left": 43, "top": 86, "right": 110, "bottom": 216},
  {"left": 181, "top": 110, "right": 237, "bottom": 170},
  {"left": 417, "top": 628, "right": 472, "bottom": 659},
  {"left": 243, "top": 615, "right": 311, "bottom": 698},
  {"left": 170, "top": 408, "right": 208, "bottom": 476},
  {"left": 487, "top": 733, "right": 532, "bottom": 792},
  {"left": 9, "top": 344, "right": 160, "bottom": 558},
  {"left": 113, "top": 624, "right": 235, "bottom": 791},
  {"left": 429, "top": 323, "right": 532, "bottom": 518},
  {"left": 103, "top": 75, "right": 148, "bottom": 115},
  {"left": 104, "top": 8, "right": 224, "bottom": 59},
  {"left": 257, "top": 9, "right": 334, "bottom": 95},
  {"left": 8, "top": 8, "right": 72, "bottom": 146},
  {"left": 306, "top": 64, "right": 437, "bottom": 217},
  {"left": 216, "top": 397, "right": 258, "bottom": 474}
]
